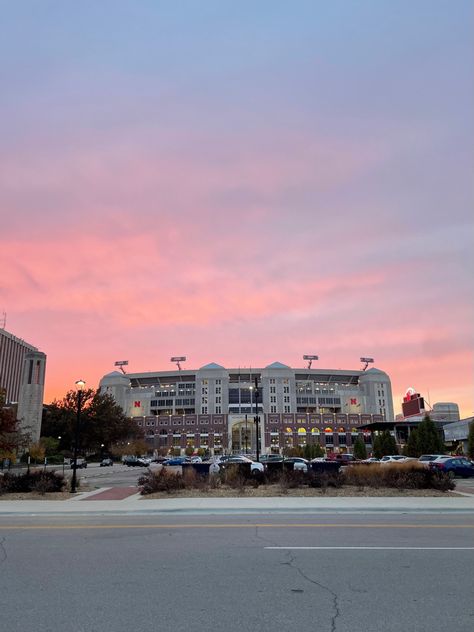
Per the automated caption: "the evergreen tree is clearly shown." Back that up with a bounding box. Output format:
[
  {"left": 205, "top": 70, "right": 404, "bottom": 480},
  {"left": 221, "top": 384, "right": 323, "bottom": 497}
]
[
  {"left": 372, "top": 434, "right": 382, "bottom": 459},
  {"left": 381, "top": 430, "right": 398, "bottom": 455},
  {"left": 353, "top": 437, "right": 367, "bottom": 460},
  {"left": 373, "top": 430, "right": 398, "bottom": 458},
  {"left": 405, "top": 428, "right": 421, "bottom": 457},
  {"left": 415, "top": 415, "right": 445, "bottom": 455}
]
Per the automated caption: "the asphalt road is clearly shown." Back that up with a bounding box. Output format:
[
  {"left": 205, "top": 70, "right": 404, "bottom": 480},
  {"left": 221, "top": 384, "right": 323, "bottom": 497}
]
[
  {"left": 76, "top": 462, "right": 146, "bottom": 488},
  {"left": 1, "top": 513, "right": 473, "bottom": 632}
]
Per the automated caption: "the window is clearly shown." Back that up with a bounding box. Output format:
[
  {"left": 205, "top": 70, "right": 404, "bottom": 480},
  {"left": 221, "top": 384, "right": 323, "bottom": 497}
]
[
  {"left": 270, "top": 405, "right": 277, "bottom": 413},
  {"left": 270, "top": 386, "right": 276, "bottom": 394},
  {"left": 284, "top": 405, "right": 291, "bottom": 413},
  {"left": 270, "top": 396, "right": 276, "bottom": 403},
  {"left": 216, "top": 386, "right": 221, "bottom": 394},
  {"left": 202, "top": 387, "right": 208, "bottom": 395},
  {"left": 201, "top": 406, "right": 208, "bottom": 414},
  {"left": 202, "top": 397, "right": 208, "bottom": 405},
  {"left": 215, "top": 396, "right": 221, "bottom": 403},
  {"left": 284, "top": 396, "right": 290, "bottom": 403},
  {"left": 283, "top": 386, "right": 290, "bottom": 394},
  {"left": 270, "top": 378, "right": 276, "bottom": 384},
  {"left": 216, "top": 406, "right": 221, "bottom": 414}
]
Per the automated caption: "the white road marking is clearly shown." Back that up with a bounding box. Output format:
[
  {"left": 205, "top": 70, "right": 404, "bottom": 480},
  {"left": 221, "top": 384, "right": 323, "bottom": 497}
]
[{"left": 265, "top": 546, "right": 474, "bottom": 550}]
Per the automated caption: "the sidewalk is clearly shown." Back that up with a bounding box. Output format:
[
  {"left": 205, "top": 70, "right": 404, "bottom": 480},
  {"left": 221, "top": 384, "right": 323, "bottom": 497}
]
[{"left": 1, "top": 488, "right": 474, "bottom": 516}]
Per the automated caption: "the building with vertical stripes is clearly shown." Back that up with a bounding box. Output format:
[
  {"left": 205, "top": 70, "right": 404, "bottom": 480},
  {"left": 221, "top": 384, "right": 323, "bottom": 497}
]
[
  {"left": 0, "top": 328, "right": 46, "bottom": 444},
  {"left": 100, "top": 361, "right": 394, "bottom": 455}
]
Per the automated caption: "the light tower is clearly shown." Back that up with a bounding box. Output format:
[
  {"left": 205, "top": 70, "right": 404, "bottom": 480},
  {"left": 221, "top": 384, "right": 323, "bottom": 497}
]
[
  {"left": 303, "top": 354, "right": 319, "bottom": 369},
  {"left": 360, "top": 357, "right": 374, "bottom": 371},
  {"left": 171, "top": 356, "right": 186, "bottom": 370},
  {"left": 114, "top": 360, "right": 128, "bottom": 374}
]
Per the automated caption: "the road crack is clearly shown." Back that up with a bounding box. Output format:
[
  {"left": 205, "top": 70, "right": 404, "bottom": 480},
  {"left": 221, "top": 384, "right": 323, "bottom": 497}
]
[
  {"left": 255, "top": 526, "right": 341, "bottom": 631},
  {"left": 0, "top": 536, "right": 7, "bottom": 566},
  {"left": 283, "top": 549, "right": 341, "bottom": 632}
]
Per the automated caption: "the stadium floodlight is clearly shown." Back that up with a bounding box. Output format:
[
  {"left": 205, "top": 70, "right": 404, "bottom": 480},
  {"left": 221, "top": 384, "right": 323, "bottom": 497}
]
[
  {"left": 303, "top": 354, "right": 319, "bottom": 369},
  {"left": 171, "top": 356, "right": 186, "bottom": 370},
  {"left": 360, "top": 357, "right": 374, "bottom": 371},
  {"left": 114, "top": 360, "right": 129, "bottom": 374}
]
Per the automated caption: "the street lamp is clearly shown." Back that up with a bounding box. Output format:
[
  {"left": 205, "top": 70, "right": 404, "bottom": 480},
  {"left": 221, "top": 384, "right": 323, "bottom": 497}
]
[{"left": 71, "top": 379, "right": 86, "bottom": 494}]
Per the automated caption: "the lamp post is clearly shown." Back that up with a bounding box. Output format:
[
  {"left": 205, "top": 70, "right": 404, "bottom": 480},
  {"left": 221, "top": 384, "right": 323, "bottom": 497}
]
[
  {"left": 254, "top": 377, "right": 260, "bottom": 462},
  {"left": 244, "top": 414, "right": 248, "bottom": 454},
  {"left": 71, "top": 379, "right": 86, "bottom": 494}
]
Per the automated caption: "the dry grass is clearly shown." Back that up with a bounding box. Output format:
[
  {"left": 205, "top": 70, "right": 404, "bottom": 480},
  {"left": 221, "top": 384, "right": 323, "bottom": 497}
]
[{"left": 140, "top": 484, "right": 455, "bottom": 499}]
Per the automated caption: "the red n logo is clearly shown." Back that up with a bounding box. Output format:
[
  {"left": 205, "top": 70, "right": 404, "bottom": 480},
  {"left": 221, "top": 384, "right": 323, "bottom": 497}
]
[
  {"left": 350, "top": 398, "right": 357, "bottom": 405},
  {"left": 134, "top": 401, "right": 141, "bottom": 408}
]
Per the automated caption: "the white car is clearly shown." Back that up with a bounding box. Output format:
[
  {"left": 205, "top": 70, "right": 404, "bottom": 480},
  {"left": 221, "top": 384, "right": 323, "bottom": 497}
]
[
  {"left": 379, "top": 455, "right": 408, "bottom": 464},
  {"left": 218, "top": 455, "right": 264, "bottom": 474},
  {"left": 283, "top": 457, "right": 309, "bottom": 472},
  {"left": 418, "top": 454, "right": 449, "bottom": 468}
]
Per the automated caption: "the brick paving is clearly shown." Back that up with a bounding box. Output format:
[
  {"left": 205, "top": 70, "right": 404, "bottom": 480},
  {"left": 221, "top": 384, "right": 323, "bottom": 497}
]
[{"left": 80, "top": 486, "right": 139, "bottom": 501}]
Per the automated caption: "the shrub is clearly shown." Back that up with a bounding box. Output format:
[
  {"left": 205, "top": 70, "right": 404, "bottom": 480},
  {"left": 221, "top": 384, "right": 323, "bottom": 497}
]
[
  {"left": 279, "top": 470, "right": 308, "bottom": 489},
  {"left": 342, "top": 462, "right": 454, "bottom": 491},
  {"left": 138, "top": 469, "right": 186, "bottom": 494},
  {"left": 220, "top": 464, "right": 248, "bottom": 490},
  {"left": 0, "top": 470, "right": 65, "bottom": 495}
]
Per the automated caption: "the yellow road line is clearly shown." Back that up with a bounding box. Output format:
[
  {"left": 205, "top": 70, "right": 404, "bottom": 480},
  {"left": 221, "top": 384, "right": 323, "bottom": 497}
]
[{"left": 0, "top": 523, "right": 473, "bottom": 530}]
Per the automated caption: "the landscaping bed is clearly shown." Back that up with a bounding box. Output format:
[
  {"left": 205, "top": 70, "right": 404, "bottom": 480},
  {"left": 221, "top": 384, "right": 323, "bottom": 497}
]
[
  {"left": 138, "top": 462, "right": 457, "bottom": 498},
  {"left": 140, "top": 485, "right": 455, "bottom": 499}
]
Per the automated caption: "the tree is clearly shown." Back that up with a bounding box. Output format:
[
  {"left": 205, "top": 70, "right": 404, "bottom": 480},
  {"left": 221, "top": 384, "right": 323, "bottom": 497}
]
[
  {"left": 353, "top": 437, "right": 367, "bottom": 460},
  {"left": 417, "top": 415, "right": 445, "bottom": 454},
  {"left": 40, "top": 389, "right": 143, "bottom": 454},
  {"left": 0, "top": 404, "right": 30, "bottom": 459},
  {"left": 40, "top": 436, "right": 60, "bottom": 455},
  {"left": 467, "top": 422, "right": 474, "bottom": 460},
  {"left": 373, "top": 430, "right": 398, "bottom": 458},
  {"left": 405, "top": 416, "right": 445, "bottom": 458},
  {"left": 0, "top": 405, "right": 19, "bottom": 454},
  {"left": 29, "top": 442, "right": 46, "bottom": 464},
  {"left": 372, "top": 434, "right": 382, "bottom": 459},
  {"left": 405, "top": 429, "right": 420, "bottom": 457}
]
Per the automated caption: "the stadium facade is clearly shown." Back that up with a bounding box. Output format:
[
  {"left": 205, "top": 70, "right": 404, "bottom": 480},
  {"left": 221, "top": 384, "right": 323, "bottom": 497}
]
[
  {"left": 100, "top": 361, "right": 394, "bottom": 455},
  {"left": 0, "top": 328, "right": 47, "bottom": 443}
]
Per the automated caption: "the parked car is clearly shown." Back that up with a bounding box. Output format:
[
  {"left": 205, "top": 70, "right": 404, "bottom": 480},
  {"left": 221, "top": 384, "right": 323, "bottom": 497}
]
[
  {"left": 214, "top": 455, "right": 233, "bottom": 464},
  {"left": 218, "top": 455, "right": 264, "bottom": 475},
  {"left": 163, "top": 456, "right": 191, "bottom": 466},
  {"left": 326, "top": 454, "right": 357, "bottom": 464},
  {"left": 282, "top": 457, "right": 309, "bottom": 472},
  {"left": 70, "top": 458, "right": 87, "bottom": 469},
  {"left": 418, "top": 454, "right": 448, "bottom": 467},
  {"left": 430, "top": 457, "right": 474, "bottom": 478},
  {"left": 260, "top": 454, "right": 284, "bottom": 463},
  {"left": 100, "top": 458, "right": 113, "bottom": 467},
  {"left": 123, "top": 456, "right": 149, "bottom": 467},
  {"left": 150, "top": 456, "right": 168, "bottom": 464},
  {"left": 380, "top": 455, "right": 408, "bottom": 464}
]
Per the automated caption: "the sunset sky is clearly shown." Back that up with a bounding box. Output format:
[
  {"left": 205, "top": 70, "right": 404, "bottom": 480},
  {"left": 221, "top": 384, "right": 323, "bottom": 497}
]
[{"left": 1, "top": 1, "right": 473, "bottom": 417}]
